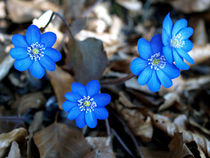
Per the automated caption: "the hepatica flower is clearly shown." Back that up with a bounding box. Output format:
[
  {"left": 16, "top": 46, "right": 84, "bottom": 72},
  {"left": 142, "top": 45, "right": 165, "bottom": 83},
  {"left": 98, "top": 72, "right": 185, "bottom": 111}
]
[
  {"left": 10, "top": 25, "right": 61, "bottom": 79},
  {"left": 162, "top": 13, "right": 194, "bottom": 70},
  {"left": 63, "top": 80, "right": 111, "bottom": 128},
  {"left": 130, "top": 34, "right": 180, "bottom": 92}
]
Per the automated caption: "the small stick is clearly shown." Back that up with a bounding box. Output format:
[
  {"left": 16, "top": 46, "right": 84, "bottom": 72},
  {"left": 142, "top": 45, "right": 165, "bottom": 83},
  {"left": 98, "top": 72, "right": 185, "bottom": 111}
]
[
  {"left": 0, "top": 116, "right": 25, "bottom": 122},
  {"left": 101, "top": 73, "right": 135, "bottom": 85},
  {"left": 105, "top": 119, "right": 113, "bottom": 148}
]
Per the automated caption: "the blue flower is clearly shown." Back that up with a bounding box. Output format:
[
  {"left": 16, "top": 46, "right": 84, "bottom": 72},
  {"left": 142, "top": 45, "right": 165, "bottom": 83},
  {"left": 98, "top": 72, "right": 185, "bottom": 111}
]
[
  {"left": 162, "top": 13, "right": 194, "bottom": 70},
  {"left": 63, "top": 80, "right": 111, "bottom": 128},
  {"left": 130, "top": 34, "right": 180, "bottom": 92},
  {"left": 10, "top": 25, "right": 61, "bottom": 79}
]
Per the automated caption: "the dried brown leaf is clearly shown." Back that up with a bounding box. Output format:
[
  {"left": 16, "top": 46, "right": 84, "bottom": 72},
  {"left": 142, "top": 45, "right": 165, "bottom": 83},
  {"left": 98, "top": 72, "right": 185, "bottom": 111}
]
[
  {"left": 16, "top": 92, "right": 46, "bottom": 115},
  {"left": 85, "top": 137, "right": 115, "bottom": 158},
  {"left": 151, "top": 114, "right": 210, "bottom": 157},
  {"left": 48, "top": 66, "right": 75, "bottom": 110},
  {"left": 0, "top": 128, "right": 27, "bottom": 158},
  {"left": 6, "top": 141, "right": 21, "bottom": 158},
  {"left": 168, "top": 133, "right": 194, "bottom": 158},
  {"left": 141, "top": 147, "right": 170, "bottom": 158},
  {"left": 33, "top": 123, "right": 91, "bottom": 158}
]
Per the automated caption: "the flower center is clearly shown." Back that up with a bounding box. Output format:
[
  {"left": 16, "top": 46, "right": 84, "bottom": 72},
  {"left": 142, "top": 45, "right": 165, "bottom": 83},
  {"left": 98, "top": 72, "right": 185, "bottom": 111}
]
[
  {"left": 170, "top": 33, "right": 185, "bottom": 48},
  {"left": 148, "top": 52, "right": 166, "bottom": 70},
  {"left": 27, "top": 42, "right": 45, "bottom": 61},
  {"left": 78, "top": 96, "right": 97, "bottom": 113}
]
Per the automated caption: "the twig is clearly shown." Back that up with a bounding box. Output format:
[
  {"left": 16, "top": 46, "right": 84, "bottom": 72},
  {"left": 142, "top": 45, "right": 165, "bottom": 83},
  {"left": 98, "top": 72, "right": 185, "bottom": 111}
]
[
  {"left": 112, "top": 129, "right": 136, "bottom": 158},
  {"left": 105, "top": 119, "right": 113, "bottom": 148},
  {"left": 0, "top": 116, "right": 25, "bottom": 122},
  {"left": 101, "top": 73, "right": 135, "bottom": 85}
]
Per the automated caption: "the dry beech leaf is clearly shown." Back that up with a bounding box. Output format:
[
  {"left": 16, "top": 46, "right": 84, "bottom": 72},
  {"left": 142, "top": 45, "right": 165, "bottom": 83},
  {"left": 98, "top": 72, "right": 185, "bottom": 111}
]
[
  {"left": 68, "top": 38, "right": 108, "bottom": 84},
  {"left": 33, "top": 123, "right": 91, "bottom": 158},
  {"left": 114, "top": 101, "right": 153, "bottom": 142},
  {"left": 0, "top": 128, "right": 27, "bottom": 158},
  {"left": 48, "top": 66, "right": 75, "bottom": 110},
  {"left": 85, "top": 137, "right": 115, "bottom": 158},
  {"left": 6, "top": 141, "right": 21, "bottom": 158},
  {"left": 141, "top": 147, "right": 170, "bottom": 158},
  {"left": 6, "top": 0, "right": 60, "bottom": 23},
  {"left": 15, "top": 92, "right": 46, "bottom": 115},
  {"left": 150, "top": 114, "right": 210, "bottom": 157},
  {"left": 168, "top": 133, "right": 194, "bottom": 158}
]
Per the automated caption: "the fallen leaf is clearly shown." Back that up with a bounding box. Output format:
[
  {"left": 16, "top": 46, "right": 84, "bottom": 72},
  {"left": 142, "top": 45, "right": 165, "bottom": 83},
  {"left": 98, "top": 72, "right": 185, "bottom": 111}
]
[
  {"left": 33, "top": 123, "right": 91, "bottom": 158},
  {"left": 85, "top": 137, "right": 115, "bottom": 158},
  {"left": 48, "top": 66, "right": 75, "bottom": 110},
  {"left": 68, "top": 38, "right": 108, "bottom": 84},
  {"left": 6, "top": 141, "right": 21, "bottom": 158},
  {"left": 168, "top": 133, "right": 194, "bottom": 158},
  {"left": 141, "top": 147, "right": 170, "bottom": 158},
  {"left": 0, "top": 128, "right": 27, "bottom": 158},
  {"left": 15, "top": 92, "right": 46, "bottom": 115}
]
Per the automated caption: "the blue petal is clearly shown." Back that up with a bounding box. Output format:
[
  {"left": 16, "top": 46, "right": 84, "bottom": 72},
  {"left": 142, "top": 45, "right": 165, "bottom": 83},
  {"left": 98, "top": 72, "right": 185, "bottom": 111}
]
[
  {"left": 41, "top": 32, "right": 57, "bottom": 48},
  {"left": 137, "top": 38, "right": 152, "bottom": 60},
  {"left": 10, "top": 48, "right": 28, "bottom": 60},
  {"left": 71, "top": 82, "right": 87, "bottom": 97},
  {"left": 62, "top": 100, "right": 78, "bottom": 112},
  {"left": 65, "top": 92, "right": 81, "bottom": 102},
  {"left": 150, "top": 34, "right": 163, "bottom": 53},
  {"left": 163, "top": 13, "right": 173, "bottom": 36},
  {"left": 44, "top": 48, "right": 61, "bottom": 62},
  {"left": 147, "top": 71, "right": 161, "bottom": 92},
  {"left": 176, "top": 48, "right": 194, "bottom": 64},
  {"left": 130, "top": 58, "right": 148, "bottom": 76},
  {"left": 156, "top": 70, "right": 173, "bottom": 88},
  {"left": 178, "top": 27, "right": 193, "bottom": 40},
  {"left": 161, "top": 63, "right": 180, "bottom": 79},
  {"left": 85, "top": 111, "right": 97, "bottom": 128},
  {"left": 76, "top": 112, "right": 86, "bottom": 128},
  {"left": 14, "top": 57, "right": 33, "bottom": 71},
  {"left": 163, "top": 46, "right": 173, "bottom": 64},
  {"left": 39, "top": 55, "right": 56, "bottom": 71},
  {"left": 12, "top": 34, "right": 28, "bottom": 47},
  {"left": 86, "top": 80, "right": 100, "bottom": 97},
  {"left": 172, "top": 19, "right": 188, "bottom": 37},
  {"left": 67, "top": 106, "right": 81, "bottom": 120},
  {"left": 137, "top": 66, "right": 152, "bottom": 85},
  {"left": 183, "top": 40, "right": 193, "bottom": 52},
  {"left": 173, "top": 49, "right": 189, "bottom": 70},
  {"left": 26, "top": 25, "right": 41, "bottom": 45},
  {"left": 162, "top": 29, "right": 171, "bottom": 46},
  {"left": 94, "top": 108, "right": 109, "bottom": 120},
  {"left": 29, "top": 61, "right": 45, "bottom": 79},
  {"left": 93, "top": 93, "right": 111, "bottom": 107}
]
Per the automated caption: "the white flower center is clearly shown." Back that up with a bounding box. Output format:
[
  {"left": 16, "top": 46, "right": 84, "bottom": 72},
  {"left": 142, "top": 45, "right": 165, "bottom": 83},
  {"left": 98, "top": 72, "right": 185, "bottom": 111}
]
[
  {"left": 78, "top": 96, "right": 97, "bottom": 113},
  {"left": 148, "top": 52, "right": 166, "bottom": 70},
  {"left": 170, "top": 33, "right": 185, "bottom": 48},
  {"left": 27, "top": 42, "right": 45, "bottom": 61}
]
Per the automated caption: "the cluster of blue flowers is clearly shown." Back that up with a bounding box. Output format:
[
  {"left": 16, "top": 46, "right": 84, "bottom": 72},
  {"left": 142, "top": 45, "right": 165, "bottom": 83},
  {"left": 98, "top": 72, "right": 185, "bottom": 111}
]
[
  {"left": 9, "top": 13, "right": 193, "bottom": 128},
  {"left": 130, "top": 13, "right": 194, "bottom": 92}
]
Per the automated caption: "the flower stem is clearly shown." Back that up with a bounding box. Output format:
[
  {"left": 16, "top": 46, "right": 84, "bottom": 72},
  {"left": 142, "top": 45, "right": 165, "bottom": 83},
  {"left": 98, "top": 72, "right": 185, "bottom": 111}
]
[
  {"left": 0, "top": 116, "right": 25, "bottom": 122},
  {"left": 101, "top": 73, "right": 135, "bottom": 85}
]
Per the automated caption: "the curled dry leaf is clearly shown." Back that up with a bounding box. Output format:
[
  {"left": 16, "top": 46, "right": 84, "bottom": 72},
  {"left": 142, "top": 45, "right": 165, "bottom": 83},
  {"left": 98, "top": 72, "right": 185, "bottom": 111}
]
[
  {"left": 6, "top": 0, "right": 60, "bottom": 23},
  {"left": 114, "top": 100, "right": 153, "bottom": 142},
  {"left": 85, "top": 137, "right": 115, "bottom": 158},
  {"left": 169, "top": 133, "right": 194, "bottom": 158},
  {"left": 68, "top": 38, "right": 108, "bottom": 84},
  {"left": 6, "top": 141, "right": 21, "bottom": 158},
  {"left": 150, "top": 114, "right": 210, "bottom": 157},
  {"left": 141, "top": 147, "right": 170, "bottom": 158},
  {"left": 15, "top": 92, "right": 46, "bottom": 115},
  {"left": 33, "top": 123, "right": 91, "bottom": 158},
  {"left": 48, "top": 66, "right": 74, "bottom": 110},
  {"left": 0, "top": 128, "right": 27, "bottom": 158}
]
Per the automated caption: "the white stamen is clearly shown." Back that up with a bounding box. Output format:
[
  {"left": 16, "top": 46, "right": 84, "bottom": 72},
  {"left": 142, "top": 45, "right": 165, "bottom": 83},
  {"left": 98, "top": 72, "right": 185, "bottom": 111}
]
[
  {"left": 170, "top": 33, "right": 185, "bottom": 48},
  {"left": 148, "top": 52, "right": 166, "bottom": 70},
  {"left": 27, "top": 42, "right": 45, "bottom": 61},
  {"left": 77, "top": 96, "right": 97, "bottom": 113}
]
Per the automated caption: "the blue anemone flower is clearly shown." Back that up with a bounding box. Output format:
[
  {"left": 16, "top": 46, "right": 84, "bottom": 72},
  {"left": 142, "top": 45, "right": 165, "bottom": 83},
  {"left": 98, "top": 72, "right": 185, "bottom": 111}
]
[
  {"left": 63, "top": 80, "right": 111, "bottom": 128},
  {"left": 130, "top": 34, "right": 180, "bottom": 92},
  {"left": 162, "top": 13, "right": 194, "bottom": 70},
  {"left": 10, "top": 25, "right": 61, "bottom": 79}
]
